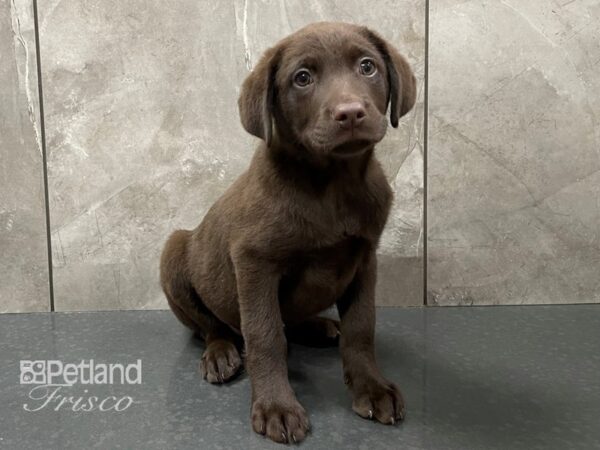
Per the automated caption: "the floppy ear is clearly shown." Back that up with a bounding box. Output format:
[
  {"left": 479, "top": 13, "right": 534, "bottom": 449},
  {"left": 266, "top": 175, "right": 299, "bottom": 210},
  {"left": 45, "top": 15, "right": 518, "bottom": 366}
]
[
  {"left": 238, "top": 47, "right": 280, "bottom": 146},
  {"left": 363, "top": 28, "right": 417, "bottom": 128}
]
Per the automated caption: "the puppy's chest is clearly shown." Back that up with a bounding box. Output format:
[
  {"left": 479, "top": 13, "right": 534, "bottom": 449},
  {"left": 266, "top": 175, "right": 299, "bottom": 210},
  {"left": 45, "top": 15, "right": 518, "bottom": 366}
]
[
  {"left": 334, "top": 195, "right": 370, "bottom": 237},
  {"left": 325, "top": 183, "right": 391, "bottom": 240},
  {"left": 280, "top": 236, "right": 367, "bottom": 308}
]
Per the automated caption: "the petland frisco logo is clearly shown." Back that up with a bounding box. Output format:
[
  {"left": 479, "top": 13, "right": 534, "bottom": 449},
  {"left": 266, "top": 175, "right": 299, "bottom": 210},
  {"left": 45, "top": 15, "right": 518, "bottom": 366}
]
[{"left": 20, "top": 360, "right": 142, "bottom": 412}]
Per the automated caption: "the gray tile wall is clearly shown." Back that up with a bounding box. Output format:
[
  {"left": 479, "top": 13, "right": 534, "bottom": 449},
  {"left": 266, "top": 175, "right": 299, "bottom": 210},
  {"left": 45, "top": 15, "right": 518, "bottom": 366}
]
[
  {"left": 1, "top": 1, "right": 598, "bottom": 312},
  {"left": 428, "top": 0, "right": 600, "bottom": 305},
  {"left": 0, "top": 0, "right": 49, "bottom": 312},
  {"left": 40, "top": 0, "right": 425, "bottom": 311}
]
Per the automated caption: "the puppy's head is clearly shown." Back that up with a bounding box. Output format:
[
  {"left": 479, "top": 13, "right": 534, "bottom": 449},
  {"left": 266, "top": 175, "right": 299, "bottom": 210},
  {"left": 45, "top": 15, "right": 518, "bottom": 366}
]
[{"left": 238, "top": 22, "right": 416, "bottom": 158}]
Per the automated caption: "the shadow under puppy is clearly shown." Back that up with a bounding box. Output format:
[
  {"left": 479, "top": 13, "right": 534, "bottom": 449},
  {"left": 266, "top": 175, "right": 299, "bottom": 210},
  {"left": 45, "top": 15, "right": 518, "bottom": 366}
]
[{"left": 160, "top": 21, "right": 416, "bottom": 444}]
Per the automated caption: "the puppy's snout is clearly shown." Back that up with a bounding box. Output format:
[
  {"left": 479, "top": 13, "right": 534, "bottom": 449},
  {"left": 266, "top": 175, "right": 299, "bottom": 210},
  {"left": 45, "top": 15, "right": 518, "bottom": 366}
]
[{"left": 333, "top": 102, "right": 366, "bottom": 129}]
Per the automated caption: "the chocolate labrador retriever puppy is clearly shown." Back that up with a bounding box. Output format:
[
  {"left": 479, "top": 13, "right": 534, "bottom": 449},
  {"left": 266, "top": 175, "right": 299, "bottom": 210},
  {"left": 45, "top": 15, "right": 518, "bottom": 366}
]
[{"left": 160, "top": 22, "right": 416, "bottom": 444}]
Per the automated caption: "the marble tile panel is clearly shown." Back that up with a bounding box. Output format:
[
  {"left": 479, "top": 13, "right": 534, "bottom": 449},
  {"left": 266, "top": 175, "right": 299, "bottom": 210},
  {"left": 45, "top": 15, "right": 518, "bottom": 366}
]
[
  {"left": 40, "top": 0, "right": 425, "bottom": 310},
  {"left": 428, "top": 0, "right": 600, "bottom": 305},
  {"left": 0, "top": 0, "right": 49, "bottom": 312}
]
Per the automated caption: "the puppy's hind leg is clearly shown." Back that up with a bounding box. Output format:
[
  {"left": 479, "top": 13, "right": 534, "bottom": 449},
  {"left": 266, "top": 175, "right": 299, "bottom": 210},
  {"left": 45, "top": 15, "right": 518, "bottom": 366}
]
[
  {"left": 286, "top": 316, "right": 341, "bottom": 348},
  {"left": 160, "top": 230, "right": 242, "bottom": 383}
]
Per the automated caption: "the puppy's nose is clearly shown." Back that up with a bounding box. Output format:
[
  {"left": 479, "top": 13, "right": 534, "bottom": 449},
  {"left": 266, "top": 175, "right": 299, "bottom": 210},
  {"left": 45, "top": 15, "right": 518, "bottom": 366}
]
[{"left": 333, "top": 102, "right": 366, "bottom": 129}]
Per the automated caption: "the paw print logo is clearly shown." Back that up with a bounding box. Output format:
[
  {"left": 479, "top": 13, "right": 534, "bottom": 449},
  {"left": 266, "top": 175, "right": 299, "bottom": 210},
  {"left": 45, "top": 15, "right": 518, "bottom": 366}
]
[{"left": 20, "top": 360, "right": 46, "bottom": 384}]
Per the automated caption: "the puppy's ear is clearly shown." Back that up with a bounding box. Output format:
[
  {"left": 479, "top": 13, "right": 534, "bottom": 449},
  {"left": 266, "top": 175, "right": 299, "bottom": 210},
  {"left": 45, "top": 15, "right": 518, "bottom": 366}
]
[
  {"left": 238, "top": 47, "right": 280, "bottom": 146},
  {"left": 363, "top": 28, "right": 417, "bottom": 128}
]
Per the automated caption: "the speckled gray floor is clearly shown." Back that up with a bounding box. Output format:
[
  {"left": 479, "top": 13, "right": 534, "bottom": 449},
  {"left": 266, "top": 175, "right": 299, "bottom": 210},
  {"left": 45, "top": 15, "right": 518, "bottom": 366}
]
[{"left": 1, "top": 306, "right": 599, "bottom": 449}]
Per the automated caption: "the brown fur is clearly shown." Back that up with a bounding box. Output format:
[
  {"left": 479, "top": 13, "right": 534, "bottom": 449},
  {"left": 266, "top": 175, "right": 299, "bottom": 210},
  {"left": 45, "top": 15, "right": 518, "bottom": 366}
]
[{"left": 160, "top": 22, "right": 416, "bottom": 444}]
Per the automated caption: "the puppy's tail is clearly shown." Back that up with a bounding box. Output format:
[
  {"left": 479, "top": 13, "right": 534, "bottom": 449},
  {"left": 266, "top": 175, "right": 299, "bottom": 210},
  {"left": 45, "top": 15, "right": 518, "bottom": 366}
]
[{"left": 160, "top": 230, "right": 211, "bottom": 333}]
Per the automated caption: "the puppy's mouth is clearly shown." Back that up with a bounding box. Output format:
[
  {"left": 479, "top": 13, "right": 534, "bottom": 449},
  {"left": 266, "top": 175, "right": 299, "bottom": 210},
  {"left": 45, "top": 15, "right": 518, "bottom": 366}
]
[
  {"left": 305, "top": 116, "right": 388, "bottom": 157},
  {"left": 330, "top": 138, "right": 375, "bottom": 156},
  {"left": 306, "top": 127, "right": 384, "bottom": 157}
]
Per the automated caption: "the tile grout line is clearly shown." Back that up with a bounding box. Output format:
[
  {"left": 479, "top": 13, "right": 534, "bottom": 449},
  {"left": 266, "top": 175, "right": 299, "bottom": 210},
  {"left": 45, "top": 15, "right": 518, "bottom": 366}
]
[
  {"left": 32, "top": 0, "right": 55, "bottom": 312},
  {"left": 423, "top": 0, "right": 430, "bottom": 306}
]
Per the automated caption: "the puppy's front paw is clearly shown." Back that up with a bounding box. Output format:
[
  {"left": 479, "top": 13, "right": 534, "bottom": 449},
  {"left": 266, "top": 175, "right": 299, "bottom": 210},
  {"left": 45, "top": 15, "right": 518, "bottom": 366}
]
[
  {"left": 251, "top": 395, "right": 310, "bottom": 444},
  {"left": 350, "top": 377, "right": 405, "bottom": 425}
]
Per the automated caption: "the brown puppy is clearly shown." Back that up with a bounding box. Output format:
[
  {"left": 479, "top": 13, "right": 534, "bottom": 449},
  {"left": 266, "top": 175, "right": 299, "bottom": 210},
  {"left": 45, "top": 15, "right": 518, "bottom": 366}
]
[{"left": 160, "top": 22, "right": 416, "bottom": 444}]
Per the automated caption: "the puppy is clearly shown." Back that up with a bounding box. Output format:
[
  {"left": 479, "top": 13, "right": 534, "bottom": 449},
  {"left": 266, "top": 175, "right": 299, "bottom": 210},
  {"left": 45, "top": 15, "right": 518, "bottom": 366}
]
[{"left": 160, "top": 22, "right": 416, "bottom": 444}]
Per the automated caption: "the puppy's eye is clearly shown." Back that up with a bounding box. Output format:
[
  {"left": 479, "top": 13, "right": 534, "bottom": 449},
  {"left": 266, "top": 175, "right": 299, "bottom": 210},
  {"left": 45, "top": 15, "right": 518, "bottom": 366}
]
[
  {"left": 359, "top": 58, "right": 377, "bottom": 76},
  {"left": 293, "top": 69, "right": 313, "bottom": 87}
]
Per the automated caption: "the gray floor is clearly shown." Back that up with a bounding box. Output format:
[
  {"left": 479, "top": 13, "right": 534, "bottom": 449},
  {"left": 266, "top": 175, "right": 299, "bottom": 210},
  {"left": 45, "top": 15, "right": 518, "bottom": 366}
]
[{"left": 1, "top": 306, "right": 599, "bottom": 449}]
